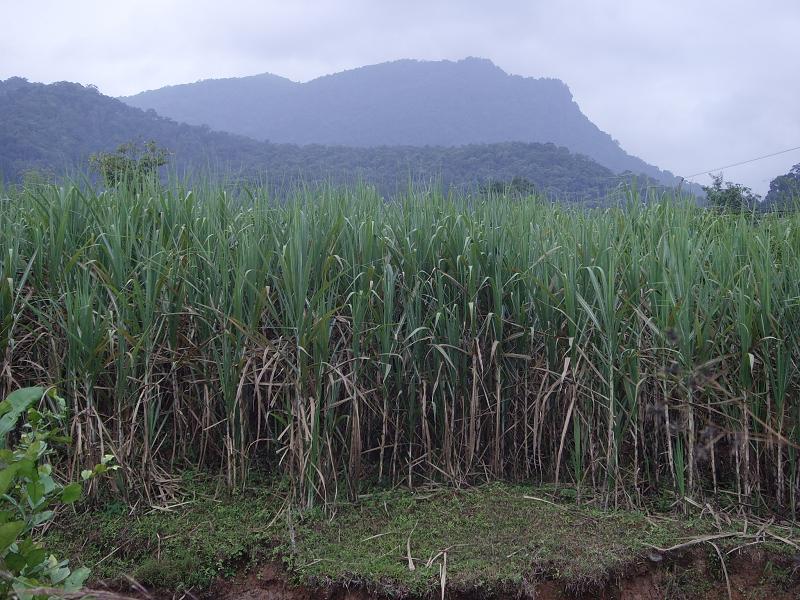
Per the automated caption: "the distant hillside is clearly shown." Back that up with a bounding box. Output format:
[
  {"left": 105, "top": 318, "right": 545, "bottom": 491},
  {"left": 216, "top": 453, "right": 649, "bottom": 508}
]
[
  {"left": 0, "top": 77, "right": 647, "bottom": 200},
  {"left": 123, "top": 57, "right": 682, "bottom": 186}
]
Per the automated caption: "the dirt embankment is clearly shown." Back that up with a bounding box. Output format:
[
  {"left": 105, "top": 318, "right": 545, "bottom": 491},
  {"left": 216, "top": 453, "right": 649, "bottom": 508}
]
[{"left": 117, "top": 548, "right": 798, "bottom": 600}]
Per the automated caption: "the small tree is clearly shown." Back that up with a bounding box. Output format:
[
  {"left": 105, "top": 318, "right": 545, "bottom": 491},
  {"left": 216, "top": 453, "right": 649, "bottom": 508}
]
[
  {"left": 702, "top": 173, "right": 760, "bottom": 212},
  {"left": 481, "top": 176, "right": 536, "bottom": 198},
  {"left": 89, "top": 140, "right": 168, "bottom": 189}
]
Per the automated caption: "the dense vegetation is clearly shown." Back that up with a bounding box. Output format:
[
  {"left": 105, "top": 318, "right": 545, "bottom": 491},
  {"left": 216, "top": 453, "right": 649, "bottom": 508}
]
[
  {"left": 702, "top": 173, "right": 762, "bottom": 212},
  {"left": 0, "top": 77, "right": 652, "bottom": 200},
  {"left": 764, "top": 163, "right": 800, "bottom": 211},
  {"left": 0, "top": 386, "right": 115, "bottom": 598},
  {"left": 123, "top": 57, "right": 681, "bottom": 185},
  {"left": 1, "top": 179, "right": 798, "bottom": 517},
  {"left": 53, "top": 478, "right": 775, "bottom": 596}
]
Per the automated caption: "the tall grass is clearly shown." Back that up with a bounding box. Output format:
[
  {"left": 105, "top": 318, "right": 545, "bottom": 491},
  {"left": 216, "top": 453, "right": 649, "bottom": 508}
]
[{"left": 1, "top": 179, "right": 799, "bottom": 511}]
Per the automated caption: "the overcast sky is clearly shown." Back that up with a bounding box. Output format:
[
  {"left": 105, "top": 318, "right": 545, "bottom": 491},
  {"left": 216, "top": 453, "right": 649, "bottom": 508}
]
[{"left": 2, "top": 0, "right": 798, "bottom": 194}]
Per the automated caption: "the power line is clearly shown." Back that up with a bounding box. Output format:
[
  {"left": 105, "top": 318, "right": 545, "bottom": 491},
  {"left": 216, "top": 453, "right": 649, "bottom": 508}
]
[
  {"left": 569, "top": 143, "right": 800, "bottom": 189},
  {"left": 684, "top": 145, "right": 800, "bottom": 180}
]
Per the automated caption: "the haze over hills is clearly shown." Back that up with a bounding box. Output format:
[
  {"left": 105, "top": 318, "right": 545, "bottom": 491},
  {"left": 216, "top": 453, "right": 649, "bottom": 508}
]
[
  {"left": 0, "top": 77, "right": 647, "bottom": 200},
  {"left": 122, "top": 57, "right": 682, "bottom": 186}
]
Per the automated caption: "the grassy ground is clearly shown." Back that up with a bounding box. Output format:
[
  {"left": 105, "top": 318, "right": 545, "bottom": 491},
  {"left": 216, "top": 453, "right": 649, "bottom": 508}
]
[
  {"left": 279, "top": 483, "right": 702, "bottom": 595},
  {"left": 49, "top": 473, "right": 800, "bottom": 597},
  {"left": 48, "top": 472, "right": 287, "bottom": 590}
]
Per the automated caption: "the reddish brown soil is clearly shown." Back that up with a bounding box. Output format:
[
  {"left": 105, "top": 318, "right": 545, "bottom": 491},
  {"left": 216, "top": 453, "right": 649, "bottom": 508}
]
[
  {"left": 614, "top": 549, "right": 799, "bottom": 600},
  {"left": 115, "top": 549, "right": 799, "bottom": 600},
  {"left": 208, "top": 563, "right": 371, "bottom": 600}
]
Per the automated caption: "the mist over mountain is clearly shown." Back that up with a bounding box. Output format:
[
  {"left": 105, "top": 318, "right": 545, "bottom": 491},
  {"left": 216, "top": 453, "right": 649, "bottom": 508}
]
[
  {"left": 0, "top": 77, "right": 648, "bottom": 200},
  {"left": 122, "top": 58, "right": 681, "bottom": 186}
]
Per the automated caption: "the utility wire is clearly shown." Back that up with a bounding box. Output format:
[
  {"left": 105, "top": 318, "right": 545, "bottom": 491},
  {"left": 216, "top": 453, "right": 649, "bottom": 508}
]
[
  {"left": 572, "top": 144, "right": 800, "bottom": 188},
  {"left": 684, "top": 145, "right": 800, "bottom": 180}
]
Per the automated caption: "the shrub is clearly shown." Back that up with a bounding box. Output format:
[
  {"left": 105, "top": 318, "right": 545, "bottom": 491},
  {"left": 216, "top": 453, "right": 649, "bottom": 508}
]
[{"left": 0, "top": 386, "right": 114, "bottom": 599}]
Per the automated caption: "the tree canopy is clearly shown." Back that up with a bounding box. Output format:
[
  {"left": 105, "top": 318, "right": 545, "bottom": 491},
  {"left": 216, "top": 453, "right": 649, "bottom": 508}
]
[
  {"left": 702, "top": 174, "right": 760, "bottom": 212},
  {"left": 763, "top": 163, "right": 800, "bottom": 211},
  {"left": 90, "top": 140, "right": 169, "bottom": 188}
]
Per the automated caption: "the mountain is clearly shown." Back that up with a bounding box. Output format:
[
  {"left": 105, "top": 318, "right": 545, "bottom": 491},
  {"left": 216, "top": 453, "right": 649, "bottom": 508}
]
[
  {"left": 0, "top": 77, "right": 649, "bottom": 200},
  {"left": 122, "top": 57, "right": 680, "bottom": 185}
]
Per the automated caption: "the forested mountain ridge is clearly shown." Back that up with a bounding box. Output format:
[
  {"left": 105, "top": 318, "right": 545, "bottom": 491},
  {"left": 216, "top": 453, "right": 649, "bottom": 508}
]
[
  {"left": 123, "top": 57, "right": 681, "bottom": 185},
  {"left": 0, "top": 77, "right": 652, "bottom": 200}
]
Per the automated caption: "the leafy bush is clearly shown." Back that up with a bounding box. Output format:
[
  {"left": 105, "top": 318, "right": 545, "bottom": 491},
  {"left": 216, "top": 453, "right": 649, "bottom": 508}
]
[
  {"left": 702, "top": 173, "right": 760, "bottom": 212},
  {"left": 89, "top": 140, "right": 168, "bottom": 189},
  {"left": 0, "top": 386, "right": 113, "bottom": 599}
]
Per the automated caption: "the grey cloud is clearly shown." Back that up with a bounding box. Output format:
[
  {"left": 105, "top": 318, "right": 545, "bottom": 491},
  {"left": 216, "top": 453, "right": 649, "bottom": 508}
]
[{"left": 1, "top": 0, "right": 798, "bottom": 193}]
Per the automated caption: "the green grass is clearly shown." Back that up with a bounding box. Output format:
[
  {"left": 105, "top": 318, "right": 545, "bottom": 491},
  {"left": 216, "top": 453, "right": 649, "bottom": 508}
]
[
  {"left": 49, "top": 473, "right": 287, "bottom": 589},
  {"left": 2, "top": 179, "right": 799, "bottom": 513},
  {"left": 49, "top": 476, "right": 732, "bottom": 595},
  {"left": 282, "top": 483, "right": 705, "bottom": 594}
]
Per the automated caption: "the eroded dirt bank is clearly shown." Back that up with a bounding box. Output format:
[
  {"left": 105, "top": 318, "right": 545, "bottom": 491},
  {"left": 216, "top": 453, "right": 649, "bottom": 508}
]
[
  {"left": 53, "top": 482, "right": 800, "bottom": 600},
  {"left": 118, "top": 548, "right": 798, "bottom": 600}
]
